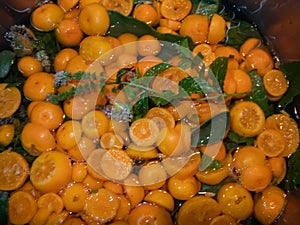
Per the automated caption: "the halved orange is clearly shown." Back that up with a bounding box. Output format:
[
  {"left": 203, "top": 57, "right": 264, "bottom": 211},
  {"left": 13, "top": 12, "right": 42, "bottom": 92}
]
[
  {"left": 30, "top": 150, "right": 72, "bottom": 193},
  {"left": 145, "top": 107, "right": 176, "bottom": 129},
  {"left": 0, "top": 149, "right": 29, "bottom": 191},
  {"left": 263, "top": 69, "right": 288, "bottom": 98},
  {"left": 100, "top": 0, "right": 134, "bottom": 16},
  {"left": 129, "top": 117, "right": 160, "bottom": 147},
  {"left": 256, "top": 128, "right": 286, "bottom": 157},
  {"left": 100, "top": 148, "right": 132, "bottom": 181},
  {"left": 230, "top": 101, "right": 265, "bottom": 137},
  {"left": 0, "top": 84, "right": 21, "bottom": 118},
  {"left": 264, "top": 114, "right": 299, "bottom": 157},
  {"left": 81, "top": 188, "right": 120, "bottom": 224},
  {"left": 160, "top": 0, "right": 192, "bottom": 21},
  {"left": 8, "top": 191, "right": 37, "bottom": 224},
  {"left": 177, "top": 195, "right": 222, "bottom": 225}
]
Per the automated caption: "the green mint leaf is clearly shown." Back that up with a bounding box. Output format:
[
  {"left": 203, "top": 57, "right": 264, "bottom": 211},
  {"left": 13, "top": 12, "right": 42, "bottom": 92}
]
[
  {"left": 143, "top": 62, "right": 172, "bottom": 77},
  {"left": 278, "top": 62, "right": 300, "bottom": 108},
  {"left": 0, "top": 50, "right": 16, "bottom": 78},
  {"left": 191, "top": 111, "right": 230, "bottom": 147},
  {"left": 225, "top": 130, "right": 256, "bottom": 146},
  {"left": 179, "top": 76, "right": 216, "bottom": 96},
  {"left": 132, "top": 96, "right": 149, "bottom": 120},
  {"left": 0, "top": 191, "right": 8, "bottom": 225},
  {"left": 199, "top": 154, "right": 223, "bottom": 171},
  {"left": 245, "top": 71, "right": 273, "bottom": 117},
  {"left": 192, "top": 0, "right": 221, "bottom": 18},
  {"left": 209, "top": 57, "right": 228, "bottom": 92}
]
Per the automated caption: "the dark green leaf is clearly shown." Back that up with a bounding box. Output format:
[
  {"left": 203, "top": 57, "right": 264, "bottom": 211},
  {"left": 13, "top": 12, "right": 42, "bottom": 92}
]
[
  {"left": 31, "top": 29, "right": 61, "bottom": 63},
  {"left": 209, "top": 57, "right": 228, "bottom": 92},
  {"left": 143, "top": 62, "right": 172, "bottom": 77},
  {"left": 278, "top": 62, "right": 300, "bottom": 108},
  {"left": 283, "top": 149, "right": 300, "bottom": 191},
  {"left": 132, "top": 96, "right": 149, "bottom": 120},
  {"left": 242, "top": 216, "right": 261, "bottom": 225},
  {"left": 226, "top": 130, "right": 256, "bottom": 146},
  {"left": 245, "top": 71, "right": 273, "bottom": 116},
  {"left": 150, "top": 91, "right": 176, "bottom": 107},
  {"left": 107, "top": 11, "right": 193, "bottom": 47},
  {"left": 201, "top": 181, "right": 225, "bottom": 195},
  {"left": 225, "top": 20, "right": 261, "bottom": 49},
  {"left": 179, "top": 76, "right": 216, "bottom": 96},
  {"left": 199, "top": 154, "right": 222, "bottom": 171},
  {"left": 0, "top": 191, "right": 8, "bottom": 225},
  {"left": 191, "top": 111, "right": 230, "bottom": 146},
  {"left": 0, "top": 50, "right": 16, "bottom": 78},
  {"left": 192, "top": 0, "right": 221, "bottom": 17}
]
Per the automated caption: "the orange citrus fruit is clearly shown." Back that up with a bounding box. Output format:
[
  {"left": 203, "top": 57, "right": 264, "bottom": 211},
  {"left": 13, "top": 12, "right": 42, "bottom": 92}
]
[
  {"left": 129, "top": 117, "right": 160, "bottom": 147},
  {"left": 150, "top": 66, "right": 189, "bottom": 94},
  {"left": 167, "top": 175, "right": 200, "bottom": 200},
  {"left": 78, "top": 2, "right": 110, "bottom": 35},
  {"left": 231, "top": 69, "right": 253, "bottom": 96},
  {"left": 137, "top": 34, "right": 161, "bottom": 56},
  {"left": 31, "top": 3, "right": 64, "bottom": 31},
  {"left": 214, "top": 45, "right": 241, "bottom": 60},
  {"left": 254, "top": 186, "right": 286, "bottom": 225},
  {"left": 145, "top": 107, "right": 175, "bottom": 129},
  {"left": 177, "top": 195, "right": 222, "bottom": 225},
  {"left": 231, "top": 145, "right": 266, "bottom": 175},
  {"left": 230, "top": 101, "right": 265, "bottom": 137},
  {"left": 217, "top": 182, "right": 254, "bottom": 221},
  {"left": 256, "top": 128, "right": 286, "bottom": 157},
  {"left": 138, "top": 161, "right": 167, "bottom": 190},
  {"left": 17, "top": 56, "right": 43, "bottom": 77},
  {"left": 264, "top": 114, "right": 299, "bottom": 157},
  {"left": 8, "top": 191, "right": 37, "bottom": 224},
  {"left": 81, "top": 110, "right": 109, "bottom": 140},
  {"left": 20, "top": 122, "right": 56, "bottom": 155},
  {"left": 0, "top": 149, "right": 29, "bottom": 191},
  {"left": 37, "top": 192, "right": 64, "bottom": 213},
  {"left": 58, "top": 0, "right": 79, "bottom": 12},
  {"left": 179, "top": 14, "right": 209, "bottom": 44},
  {"left": 239, "top": 38, "right": 261, "bottom": 58},
  {"left": 61, "top": 183, "right": 88, "bottom": 212},
  {"left": 193, "top": 43, "right": 216, "bottom": 66},
  {"left": 210, "top": 214, "right": 238, "bottom": 225},
  {"left": 133, "top": 3, "right": 159, "bottom": 26},
  {"left": 128, "top": 203, "right": 173, "bottom": 225},
  {"left": 54, "top": 48, "right": 78, "bottom": 72},
  {"left": 100, "top": 0, "right": 134, "bottom": 16},
  {"left": 23, "top": 72, "right": 55, "bottom": 101},
  {"left": 99, "top": 148, "right": 132, "bottom": 181},
  {"left": 79, "top": 35, "right": 113, "bottom": 64},
  {"left": 244, "top": 48, "right": 274, "bottom": 76},
  {"left": 269, "top": 156, "right": 287, "bottom": 184},
  {"left": 207, "top": 13, "right": 227, "bottom": 44},
  {"left": 240, "top": 164, "right": 273, "bottom": 192},
  {"left": 144, "top": 189, "right": 175, "bottom": 211},
  {"left": 29, "top": 101, "right": 64, "bottom": 131},
  {"left": 160, "top": 0, "right": 192, "bottom": 21},
  {"left": 0, "top": 84, "right": 21, "bottom": 118},
  {"left": 263, "top": 69, "right": 288, "bottom": 98},
  {"left": 159, "top": 18, "right": 182, "bottom": 31},
  {"left": 64, "top": 55, "right": 89, "bottom": 74},
  {"left": 56, "top": 120, "right": 82, "bottom": 150},
  {"left": 30, "top": 150, "right": 72, "bottom": 193},
  {"left": 81, "top": 188, "right": 120, "bottom": 224},
  {"left": 135, "top": 55, "right": 163, "bottom": 76},
  {"left": 55, "top": 18, "right": 83, "bottom": 47},
  {"left": 0, "top": 124, "right": 15, "bottom": 146}
]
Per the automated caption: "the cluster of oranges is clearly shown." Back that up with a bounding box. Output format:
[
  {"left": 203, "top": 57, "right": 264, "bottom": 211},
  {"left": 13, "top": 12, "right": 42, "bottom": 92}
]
[{"left": 0, "top": 0, "right": 299, "bottom": 225}]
